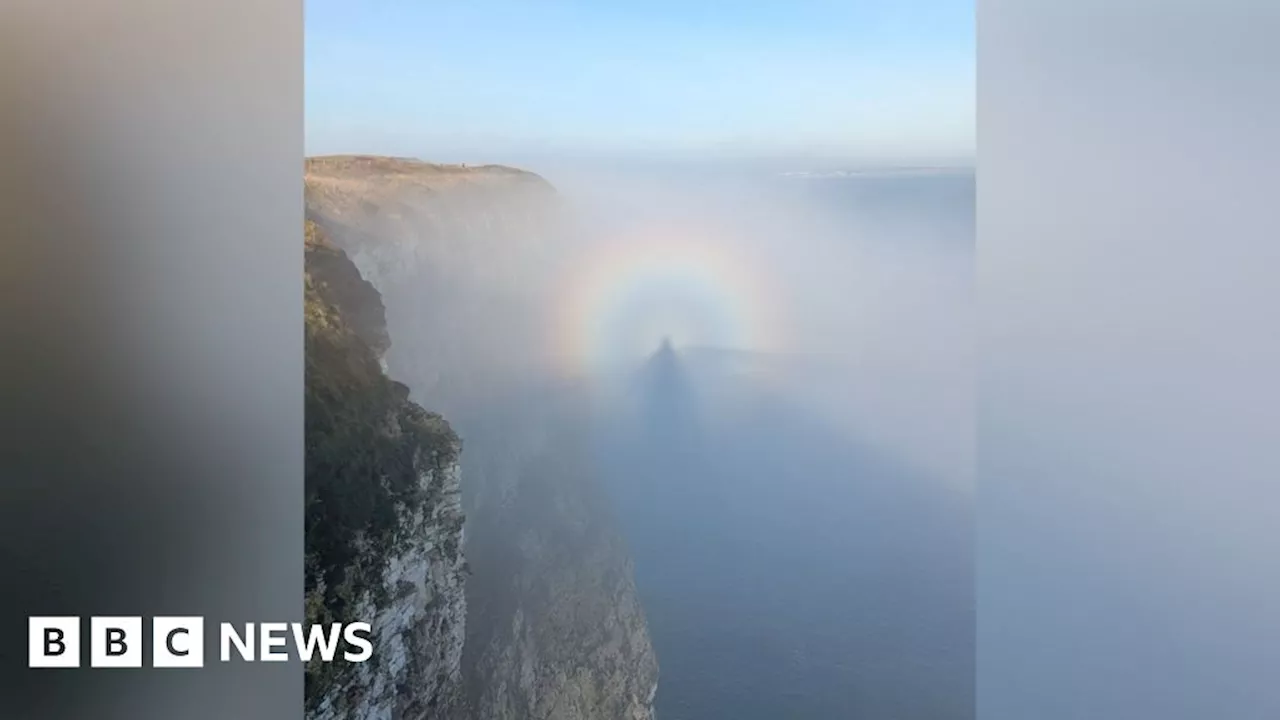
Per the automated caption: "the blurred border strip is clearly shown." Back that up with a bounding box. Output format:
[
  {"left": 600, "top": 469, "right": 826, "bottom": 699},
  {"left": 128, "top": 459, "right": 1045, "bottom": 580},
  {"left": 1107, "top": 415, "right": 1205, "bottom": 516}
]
[
  {"left": 0, "top": 1, "right": 303, "bottom": 717},
  {"left": 979, "top": 1, "right": 1280, "bottom": 718}
]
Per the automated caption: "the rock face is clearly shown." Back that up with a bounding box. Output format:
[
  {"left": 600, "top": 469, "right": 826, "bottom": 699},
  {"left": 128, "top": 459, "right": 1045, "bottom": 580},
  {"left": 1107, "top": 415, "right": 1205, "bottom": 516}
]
[
  {"left": 457, "top": 386, "right": 659, "bottom": 720},
  {"left": 304, "top": 220, "right": 468, "bottom": 720},
  {"left": 305, "top": 156, "right": 658, "bottom": 720}
]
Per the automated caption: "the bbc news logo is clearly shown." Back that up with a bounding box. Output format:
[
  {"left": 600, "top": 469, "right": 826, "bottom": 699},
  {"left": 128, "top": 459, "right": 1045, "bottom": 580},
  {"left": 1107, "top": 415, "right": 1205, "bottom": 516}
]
[{"left": 28, "top": 617, "right": 373, "bottom": 668}]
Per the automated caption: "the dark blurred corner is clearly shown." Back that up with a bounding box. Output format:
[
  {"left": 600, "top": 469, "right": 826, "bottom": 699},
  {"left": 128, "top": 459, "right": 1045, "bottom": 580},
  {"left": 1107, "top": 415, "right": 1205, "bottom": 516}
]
[{"left": 0, "top": 1, "right": 303, "bottom": 717}]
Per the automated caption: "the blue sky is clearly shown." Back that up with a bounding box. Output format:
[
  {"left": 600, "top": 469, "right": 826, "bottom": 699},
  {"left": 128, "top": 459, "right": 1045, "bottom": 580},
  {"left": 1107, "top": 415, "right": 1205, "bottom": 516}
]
[{"left": 305, "top": 0, "right": 973, "bottom": 163}]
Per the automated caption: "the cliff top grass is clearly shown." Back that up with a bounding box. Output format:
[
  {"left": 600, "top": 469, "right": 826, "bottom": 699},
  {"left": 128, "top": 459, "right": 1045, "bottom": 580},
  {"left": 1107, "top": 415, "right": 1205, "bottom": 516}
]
[
  {"left": 307, "top": 154, "right": 542, "bottom": 180},
  {"left": 304, "top": 156, "right": 556, "bottom": 243},
  {"left": 307, "top": 154, "right": 549, "bottom": 198}
]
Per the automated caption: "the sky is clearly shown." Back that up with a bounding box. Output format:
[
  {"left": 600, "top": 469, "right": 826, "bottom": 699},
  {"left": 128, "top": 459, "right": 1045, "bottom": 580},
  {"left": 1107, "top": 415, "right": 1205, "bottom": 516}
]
[{"left": 305, "top": 0, "right": 974, "bottom": 163}]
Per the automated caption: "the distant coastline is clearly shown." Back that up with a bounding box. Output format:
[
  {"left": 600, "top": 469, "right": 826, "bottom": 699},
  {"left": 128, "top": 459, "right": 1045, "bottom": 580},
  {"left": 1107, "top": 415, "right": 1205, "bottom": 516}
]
[{"left": 780, "top": 166, "right": 974, "bottom": 180}]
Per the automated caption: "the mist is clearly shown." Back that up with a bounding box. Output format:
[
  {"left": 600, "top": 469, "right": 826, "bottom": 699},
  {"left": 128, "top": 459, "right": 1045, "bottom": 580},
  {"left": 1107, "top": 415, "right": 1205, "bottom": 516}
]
[
  {"left": 411, "top": 157, "right": 973, "bottom": 487},
  {"left": 546, "top": 160, "right": 975, "bottom": 488},
  {"left": 332, "top": 154, "right": 974, "bottom": 719}
]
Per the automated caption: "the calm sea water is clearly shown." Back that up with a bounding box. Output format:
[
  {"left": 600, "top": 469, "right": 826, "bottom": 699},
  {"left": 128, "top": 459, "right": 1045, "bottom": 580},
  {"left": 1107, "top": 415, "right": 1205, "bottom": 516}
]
[{"left": 597, "top": 173, "right": 975, "bottom": 720}]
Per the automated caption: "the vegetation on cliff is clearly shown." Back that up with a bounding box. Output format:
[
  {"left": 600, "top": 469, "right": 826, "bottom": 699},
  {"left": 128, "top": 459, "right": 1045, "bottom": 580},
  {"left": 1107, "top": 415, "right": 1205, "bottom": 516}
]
[{"left": 304, "top": 219, "right": 460, "bottom": 705}]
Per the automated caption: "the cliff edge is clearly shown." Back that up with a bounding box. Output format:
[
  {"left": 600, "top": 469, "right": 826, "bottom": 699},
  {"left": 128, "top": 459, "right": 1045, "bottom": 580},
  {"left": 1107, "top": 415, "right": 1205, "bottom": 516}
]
[
  {"left": 305, "top": 219, "right": 469, "bottom": 720},
  {"left": 305, "top": 157, "right": 658, "bottom": 720}
]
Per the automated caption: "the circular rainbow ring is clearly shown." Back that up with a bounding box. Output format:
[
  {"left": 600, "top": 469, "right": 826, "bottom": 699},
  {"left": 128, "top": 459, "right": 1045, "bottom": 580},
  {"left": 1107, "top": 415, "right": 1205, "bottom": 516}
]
[{"left": 552, "top": 223, "right": 784, "bottom": 373}]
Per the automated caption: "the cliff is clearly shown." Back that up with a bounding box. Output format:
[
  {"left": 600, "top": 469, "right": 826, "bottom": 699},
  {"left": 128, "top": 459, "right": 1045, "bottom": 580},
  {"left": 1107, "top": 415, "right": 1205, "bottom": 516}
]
[
  {"left": 304, "top": 220, "right": 468, "bottom": 720},
  {"left": 305, "top": 155, "right": 565, "bottom": 401},
  {"left": 305, "top": 156, "right": 658, "bottom": 720},
  {"left": 457, "top": 382, "right": 658, "bottom": 720}
]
